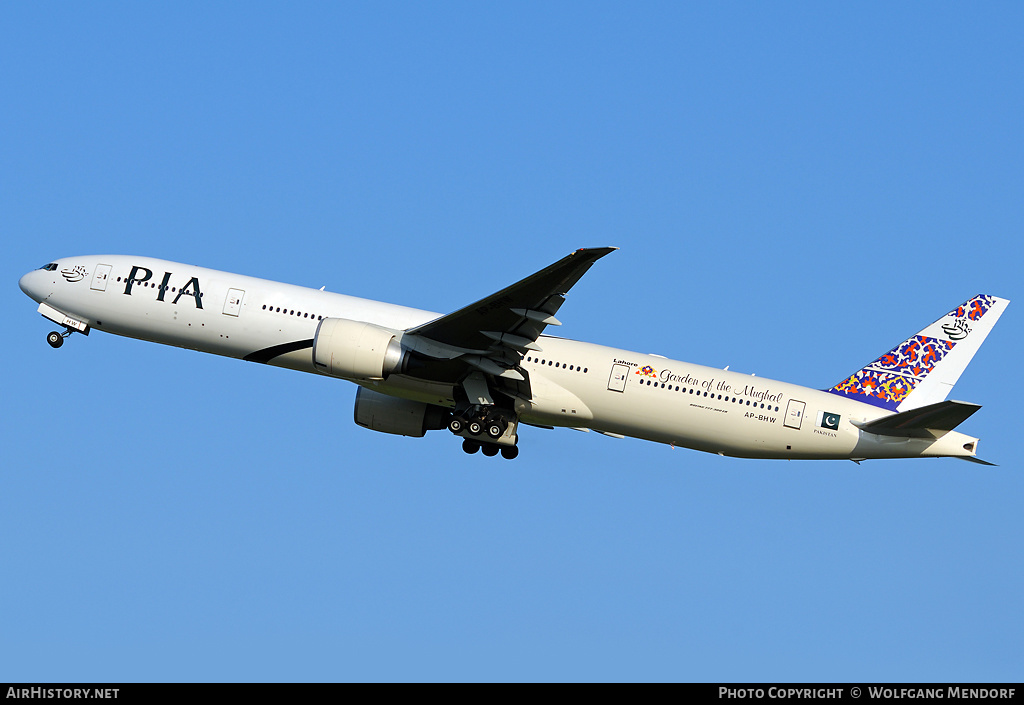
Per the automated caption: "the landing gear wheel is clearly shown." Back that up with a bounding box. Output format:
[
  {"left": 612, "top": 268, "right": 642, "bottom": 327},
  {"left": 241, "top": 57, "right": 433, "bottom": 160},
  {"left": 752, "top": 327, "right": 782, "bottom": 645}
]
[
  {"left": 481, "top": 444, "right": 499, "bottom": 457},
  {"left": 449, "top": 417, "right": 465, "bottom": 434},
  {"left": 468, "top": 420, "right": 484, "bottom": 436},
  {"left": 462, "top": 439, "right": 480, "bottom": 454},
  {"left": 47, "top": 331, "right": 64, "bottom": 348},
  {"left": 500, "top": 446, "right": 519, "bottom": 460},
  {"left": 486, "top": 421, "right": 506, "bottom": 439}
]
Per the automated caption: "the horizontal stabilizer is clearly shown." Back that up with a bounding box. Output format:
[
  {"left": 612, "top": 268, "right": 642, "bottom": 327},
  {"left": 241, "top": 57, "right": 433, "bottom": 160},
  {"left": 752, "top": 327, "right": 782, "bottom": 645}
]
[
  {"left": 854, "top": 400, "right": 981, "bottom": 438},
  {"left": 958, "top": 456, "right": 998, "bottom": 467}
]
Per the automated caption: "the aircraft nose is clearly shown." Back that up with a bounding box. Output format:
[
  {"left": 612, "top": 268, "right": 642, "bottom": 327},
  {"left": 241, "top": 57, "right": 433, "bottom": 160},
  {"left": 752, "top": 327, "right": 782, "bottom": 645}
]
[{"left": 19, "top": 269, "right": 45, "bottom": 302}]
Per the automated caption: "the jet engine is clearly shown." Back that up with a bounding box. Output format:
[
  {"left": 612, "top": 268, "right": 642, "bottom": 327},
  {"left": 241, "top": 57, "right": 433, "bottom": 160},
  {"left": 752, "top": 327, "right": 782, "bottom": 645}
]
[
  {"left": 313, "top": 317, "right": 406, "bottom": 380},
  {"left": 353, "top": 387, "right": 451, "bottom": 437}
]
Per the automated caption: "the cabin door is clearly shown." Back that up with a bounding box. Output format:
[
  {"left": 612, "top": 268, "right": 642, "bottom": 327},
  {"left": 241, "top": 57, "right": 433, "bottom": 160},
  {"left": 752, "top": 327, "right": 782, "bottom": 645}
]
[
  {"left": 784, "top": 399, "right": 806, "bottom": 429},
  {"left": 223, "top": 288, "right": 245, "bottom": 316},
  {"left": 90, "top": 264, "right": 112, "bottom": 291},
  {"left": 607, "top": 364, "right": 630, "bottom": 392}
]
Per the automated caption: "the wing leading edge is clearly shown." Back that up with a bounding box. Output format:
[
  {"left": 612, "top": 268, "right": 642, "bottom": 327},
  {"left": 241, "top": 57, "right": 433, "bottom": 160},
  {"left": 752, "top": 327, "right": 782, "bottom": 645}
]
[{"left": 407, "top": 247, "right": 617, "bottom": 352}]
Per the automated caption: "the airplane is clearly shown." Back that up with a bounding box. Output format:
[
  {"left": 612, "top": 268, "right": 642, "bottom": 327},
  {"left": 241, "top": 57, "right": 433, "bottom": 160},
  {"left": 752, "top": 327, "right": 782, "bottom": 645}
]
[{"left": 19, "top": 249, "right": 1008, "bottom": 463}]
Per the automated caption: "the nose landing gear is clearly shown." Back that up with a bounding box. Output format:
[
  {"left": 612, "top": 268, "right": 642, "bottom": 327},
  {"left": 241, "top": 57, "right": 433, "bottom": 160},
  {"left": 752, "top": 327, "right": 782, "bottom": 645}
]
[{"left": 46, "top": 330, "right": 72, "bottom": 348}]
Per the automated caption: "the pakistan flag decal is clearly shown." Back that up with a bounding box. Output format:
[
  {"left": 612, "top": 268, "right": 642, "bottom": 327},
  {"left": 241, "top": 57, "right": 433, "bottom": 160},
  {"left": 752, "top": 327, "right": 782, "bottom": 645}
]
[{"left": 818, "top": 411, "right": 841, "bottom": 430}]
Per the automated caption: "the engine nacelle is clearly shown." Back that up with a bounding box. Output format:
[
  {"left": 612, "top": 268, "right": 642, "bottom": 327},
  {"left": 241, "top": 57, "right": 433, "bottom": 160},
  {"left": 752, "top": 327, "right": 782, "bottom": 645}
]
[
  {"left": 313, "top": 317, "right": 405, "bottom": 380},
  {"left": 353, "top": 387, "right": 450, "bottom": 437}
]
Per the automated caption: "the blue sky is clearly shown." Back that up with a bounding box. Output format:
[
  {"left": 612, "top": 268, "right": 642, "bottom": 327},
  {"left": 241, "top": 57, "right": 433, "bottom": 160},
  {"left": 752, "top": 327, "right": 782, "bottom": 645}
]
[{"left": 2, "top": 3, "right": 1021, "bottom": 682}]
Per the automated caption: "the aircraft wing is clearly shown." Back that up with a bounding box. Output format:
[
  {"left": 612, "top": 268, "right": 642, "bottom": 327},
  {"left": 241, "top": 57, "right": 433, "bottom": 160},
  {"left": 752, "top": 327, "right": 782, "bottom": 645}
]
[
  {"left": 408, "top": 247, "right": 616, "bottom": 350},
  {"left": 854, "top": 399, "right": 981, "bottom": 439},
  {"left": 402, "top": 247, "right": 615, "bottom": 392}
]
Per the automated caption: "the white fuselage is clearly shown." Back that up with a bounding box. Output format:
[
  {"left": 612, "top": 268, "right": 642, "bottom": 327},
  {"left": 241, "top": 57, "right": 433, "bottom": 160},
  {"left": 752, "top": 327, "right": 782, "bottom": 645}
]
[{"left": 20, "top": 255, "right": 980, "bottom": 461}]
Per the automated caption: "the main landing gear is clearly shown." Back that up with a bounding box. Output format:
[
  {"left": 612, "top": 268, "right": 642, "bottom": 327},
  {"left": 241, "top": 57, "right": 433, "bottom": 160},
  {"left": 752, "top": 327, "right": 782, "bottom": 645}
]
[
  {"left": 451, "top": 406, "right": 519, "bottom": 460},
  {"left": 461, "top": 438, "right": 520, "bottom": 460}
]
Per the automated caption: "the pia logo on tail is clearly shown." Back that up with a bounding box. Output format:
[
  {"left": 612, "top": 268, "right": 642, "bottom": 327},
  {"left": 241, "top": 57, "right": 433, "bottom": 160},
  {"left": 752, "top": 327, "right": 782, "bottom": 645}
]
[
  {"left": 942, "top": 318, "right": 971, "bottom": 340},
  {"left": 943, "top": 294, "right": 997, "bottom": 339}
]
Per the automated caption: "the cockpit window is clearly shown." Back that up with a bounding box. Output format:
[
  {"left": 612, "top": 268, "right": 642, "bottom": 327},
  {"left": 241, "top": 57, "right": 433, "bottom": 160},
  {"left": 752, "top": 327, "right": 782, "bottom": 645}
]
[{"left": 39, "top": 263, "right": 58, "bottom": 271}]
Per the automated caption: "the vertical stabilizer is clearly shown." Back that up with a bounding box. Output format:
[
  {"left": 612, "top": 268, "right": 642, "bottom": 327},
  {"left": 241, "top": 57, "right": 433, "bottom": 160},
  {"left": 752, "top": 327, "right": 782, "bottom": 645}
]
[{"left": 827, "top": 295, "right": 1009, "bottom": 412}]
